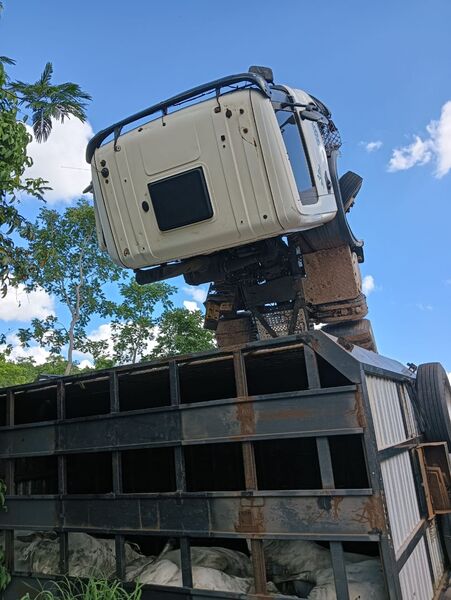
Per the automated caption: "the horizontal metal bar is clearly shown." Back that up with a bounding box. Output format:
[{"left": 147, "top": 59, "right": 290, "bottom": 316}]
[
  {"left": 0, "top": 386, "right": 359, "bottom": 457},
  {"left": 0, "top": 494, "right": 383, "bottom": 538},
  {"left": 395, "top": 519, "right": 427, "bottom": 572},
  {"left": 378, "top": 437, "right": 421, "bottom": 461},
  {"left": 86, "top": 72, "right": 270, "bottom": 162},
  {"left": 5, "top": 488, "right": 373, "bottom": 501}
]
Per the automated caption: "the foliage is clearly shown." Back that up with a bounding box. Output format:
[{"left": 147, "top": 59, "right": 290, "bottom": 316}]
[
  {"left": 10, "top": 62, "right": 91, "bottom": 143},
  {"left": 0, "top": 353, "right": 90, "bottom": 387},
  {"left": 0, "top": 58, "right": 49, "bottom": 293},
  {"left": 83, "top": 280, "right": 175, "bottom": 366},
  {"left": 20, "top": 577, "right": 142, "bottom": 600},
  {"left": 151, "top": 308, "right": 216, "bottom": 359},
  {"left": 0, "top": 351, "right": 36, "bottom": 386},
  {"left": 16, "top": 200, "right": 122, "bottom": 375},
  {"left": 0, "top": 49, "right": 90, "bottom": 291}
]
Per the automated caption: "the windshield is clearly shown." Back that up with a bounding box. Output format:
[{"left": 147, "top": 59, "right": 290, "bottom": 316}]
[{"left": 276, "top": 110, "right": 314, "bottom": 195}]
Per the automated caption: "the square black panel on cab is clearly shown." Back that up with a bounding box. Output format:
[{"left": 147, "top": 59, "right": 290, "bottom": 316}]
[{"left": 148, "top": 167, "right": 213, "bottom": 231}]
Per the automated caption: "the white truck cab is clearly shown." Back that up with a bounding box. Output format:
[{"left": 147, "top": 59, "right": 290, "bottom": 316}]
[{"left": 87, "top": 70, "right": 340, "bottom": 277}]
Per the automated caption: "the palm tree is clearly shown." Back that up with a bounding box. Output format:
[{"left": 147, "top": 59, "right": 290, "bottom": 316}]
[{"left": 10, "top": 62, "right": 91, "bottom": 142}]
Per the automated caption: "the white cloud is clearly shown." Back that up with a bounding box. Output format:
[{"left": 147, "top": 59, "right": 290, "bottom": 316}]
[
  {"left": 183, "top": 300, "right": 199, "bottom": 312},
  {"left": 78, "top": 358, "right": 94, "bottom": 369},
  {"left": 388, "top": 101, "right": 451, "bottom": 177},
  {"left": 388, "top": 136, "right": 433, "bottom": 172},
  {"left": 25, "top": 118, "right": 94, "bottom": 203},
  {"left": 0, "top": 333, "right": 51, "bottom": 365},
  {"left": 0, "top": 284, "right": 55, "bottom": 322},
  {"left": 362, "top": 275, "right": 376, "bottom": 296},
  {"left": 416, "top": 303, "right": 433, "bottom": 311},
  {"left": 361, "top": 140, "right": 383, "bottom": 153},
  {"left": 183, "top": 285, "right": 208, "bottom": 304}
]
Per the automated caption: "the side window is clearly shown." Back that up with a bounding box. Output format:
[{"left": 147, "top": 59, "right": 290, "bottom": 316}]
[{"left": 276, "top": 110, "right": 314, "bottom": 195}]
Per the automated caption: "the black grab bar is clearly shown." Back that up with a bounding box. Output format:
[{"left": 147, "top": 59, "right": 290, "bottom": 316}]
[{"left": 86, "top": 72, "right": 270, "bottom": 163}]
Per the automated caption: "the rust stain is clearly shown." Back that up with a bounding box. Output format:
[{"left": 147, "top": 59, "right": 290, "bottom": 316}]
[
  {"left": 259, "top": 408, "right": 312, "bottom": 421},
  {"left": 331, "top": 496, "right": 344, "bottom": 519},
  {"left": 345, "top": 387, "right": 366, "bottom": 428},
  {"left": 235, "top": 506, "right": 265, "bottom": 534},
  {"left": 236, "top": 398, "right": 256, "bottom": 436},
  {"left": 352, "top": 495, "right": 385, "bottom": 533},
  {"left": 314, "top": 496, "right": 344, "bottom": 522}
]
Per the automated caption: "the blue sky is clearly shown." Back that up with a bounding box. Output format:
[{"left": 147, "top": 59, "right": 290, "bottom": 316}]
[{"left": 1, "top": 0, "right": 451, "bottom": 371}]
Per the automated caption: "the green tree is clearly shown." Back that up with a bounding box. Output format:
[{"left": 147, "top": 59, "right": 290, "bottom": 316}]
[
  {"left": 151, "top": 308, "right": 215, "bottom": 359},
  {"left": 85, "top": 280, "right": 175, "bottom": 366},
  {"left": 0, "top": 51, "right": 90, "bottom": 290},
  {"left": 0, "top": 352, "right": 35, "bottom": 386},
  {"left": 17, "top": 199, "right": 122, "bottom": 375}
]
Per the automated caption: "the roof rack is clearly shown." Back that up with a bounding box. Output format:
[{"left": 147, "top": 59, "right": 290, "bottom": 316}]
[{"left": 86, "top": 72, "right": 270, "bottom": 162}]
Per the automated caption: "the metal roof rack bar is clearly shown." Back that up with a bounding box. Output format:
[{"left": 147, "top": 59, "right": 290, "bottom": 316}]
[{"left": 86, "top": 72, "right": 270, "bottom": 162}]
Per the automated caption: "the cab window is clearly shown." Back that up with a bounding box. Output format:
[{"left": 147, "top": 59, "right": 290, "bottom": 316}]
[{"left": 276, "top": 110, "right": 314, "bottom": 194}]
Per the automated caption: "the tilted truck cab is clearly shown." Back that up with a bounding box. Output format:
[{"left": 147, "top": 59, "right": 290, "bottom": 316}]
[{"left": 88, "top": 73, "right": 338, "bottom": 271}]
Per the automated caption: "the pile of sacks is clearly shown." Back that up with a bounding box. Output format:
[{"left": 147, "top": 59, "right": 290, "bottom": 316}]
[{"left": 7, "top": 532, "right": 387, "bottom": 599}]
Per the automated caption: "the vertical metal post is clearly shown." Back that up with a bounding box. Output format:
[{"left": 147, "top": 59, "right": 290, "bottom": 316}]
[
  {"left": 110, "top": 372, "right": 122, "bottom": 494},
  {"left": 170, "top": 360, "right": 192, "bottom": 588},
  {"left": 110, "top": 371, "right": 120, "bottom": 412},
  {"left": 109, "top": 371, "right": 126, "bottom": 580},
  {"left": 115, "top": 535, "right": 126, "bottom": 580},
  {"left": 304, "top": 345, "right": 321, "bottom": 389},
  {"left": 4, "top": 390, "right": 14, "bottom": 574},
  {"left": 233, "top": 351, "right": 267, "bottom": 596},
  {"left": 316, "top": 437, "right": 335, "bottom": 489},
  {"left": 305, "top": 346, "right": 350, "bottom": 598},
  {"left": 330, "top": 542, "right": 350, "bottom": 600},
  {"left": 56, "top": 380, "right": 69, "bottom": 574}
]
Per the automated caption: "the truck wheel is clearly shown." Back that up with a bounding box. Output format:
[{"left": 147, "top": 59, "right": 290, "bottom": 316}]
[{"left": 415, "top": 363, "right": 451, "bottom": 448}]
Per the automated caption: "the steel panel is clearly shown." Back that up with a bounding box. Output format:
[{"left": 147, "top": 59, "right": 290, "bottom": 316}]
[
  {"left": 0, "top": 494, "right": 381, "bottom": 539},
  {"left": 366, "top": 376, "right": 407, "bottom": 450},
  {"left": 425, "top": 518, "right": 445, "bottom": 589},
  {"left": 0, "top": 387, "right": 360, "bottom": 458},
  {"left": 181, "top": 387, "right": 360, "bottom": 443},
  {"left": 399, "top": 537, "right": 434, "bottom": 600},
  {"left": 381, "top": 451, "right": 421, "bottom": 554}
]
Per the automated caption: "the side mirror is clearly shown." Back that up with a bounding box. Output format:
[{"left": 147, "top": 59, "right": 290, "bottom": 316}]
[{"left": 300, "top": 109, "right": 328, "bottom": 124}]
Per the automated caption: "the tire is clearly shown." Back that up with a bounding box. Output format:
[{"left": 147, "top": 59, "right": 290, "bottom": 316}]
[{"left": 415, "top": 362, "right": 451, "bottom": 448}]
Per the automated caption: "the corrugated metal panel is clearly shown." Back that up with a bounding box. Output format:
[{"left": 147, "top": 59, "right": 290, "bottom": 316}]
[
  {"left": 381, "top": 451, "right": 421, "bottom": 553},
  {"left": 366, "top": 375, "right": 407, "bottom": 449},
  {"left": 399, "top": 384, "right": 419, "bottom": 439},
  {"left": 426, "top": 518, "right": 445, "bottom": 588},
  {"left": 399, "top": 537, "right": 434, "bottom": 600}
]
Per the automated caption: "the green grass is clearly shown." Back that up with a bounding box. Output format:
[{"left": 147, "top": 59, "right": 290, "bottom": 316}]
[{"left": 20, "top": 577, "right": 143, "bottom": 600}]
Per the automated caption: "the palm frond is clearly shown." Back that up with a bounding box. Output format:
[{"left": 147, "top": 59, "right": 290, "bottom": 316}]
[
  {"left": 0, "top": 55, "right": 15, "bottom": 65},
  {"left": 9, "top": 62, "right": 91, "bottom": 142},
  {"left": 32, "top": 108, "right": 53, "bottom": 143},
  {"left": 39, "top": 62, "right": 53, "bottom": 87}
]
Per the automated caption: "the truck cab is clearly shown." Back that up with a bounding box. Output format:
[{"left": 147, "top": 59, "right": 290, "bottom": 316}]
[{"left": 87, "top": 69, "right": 340, "bottom": 277}]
